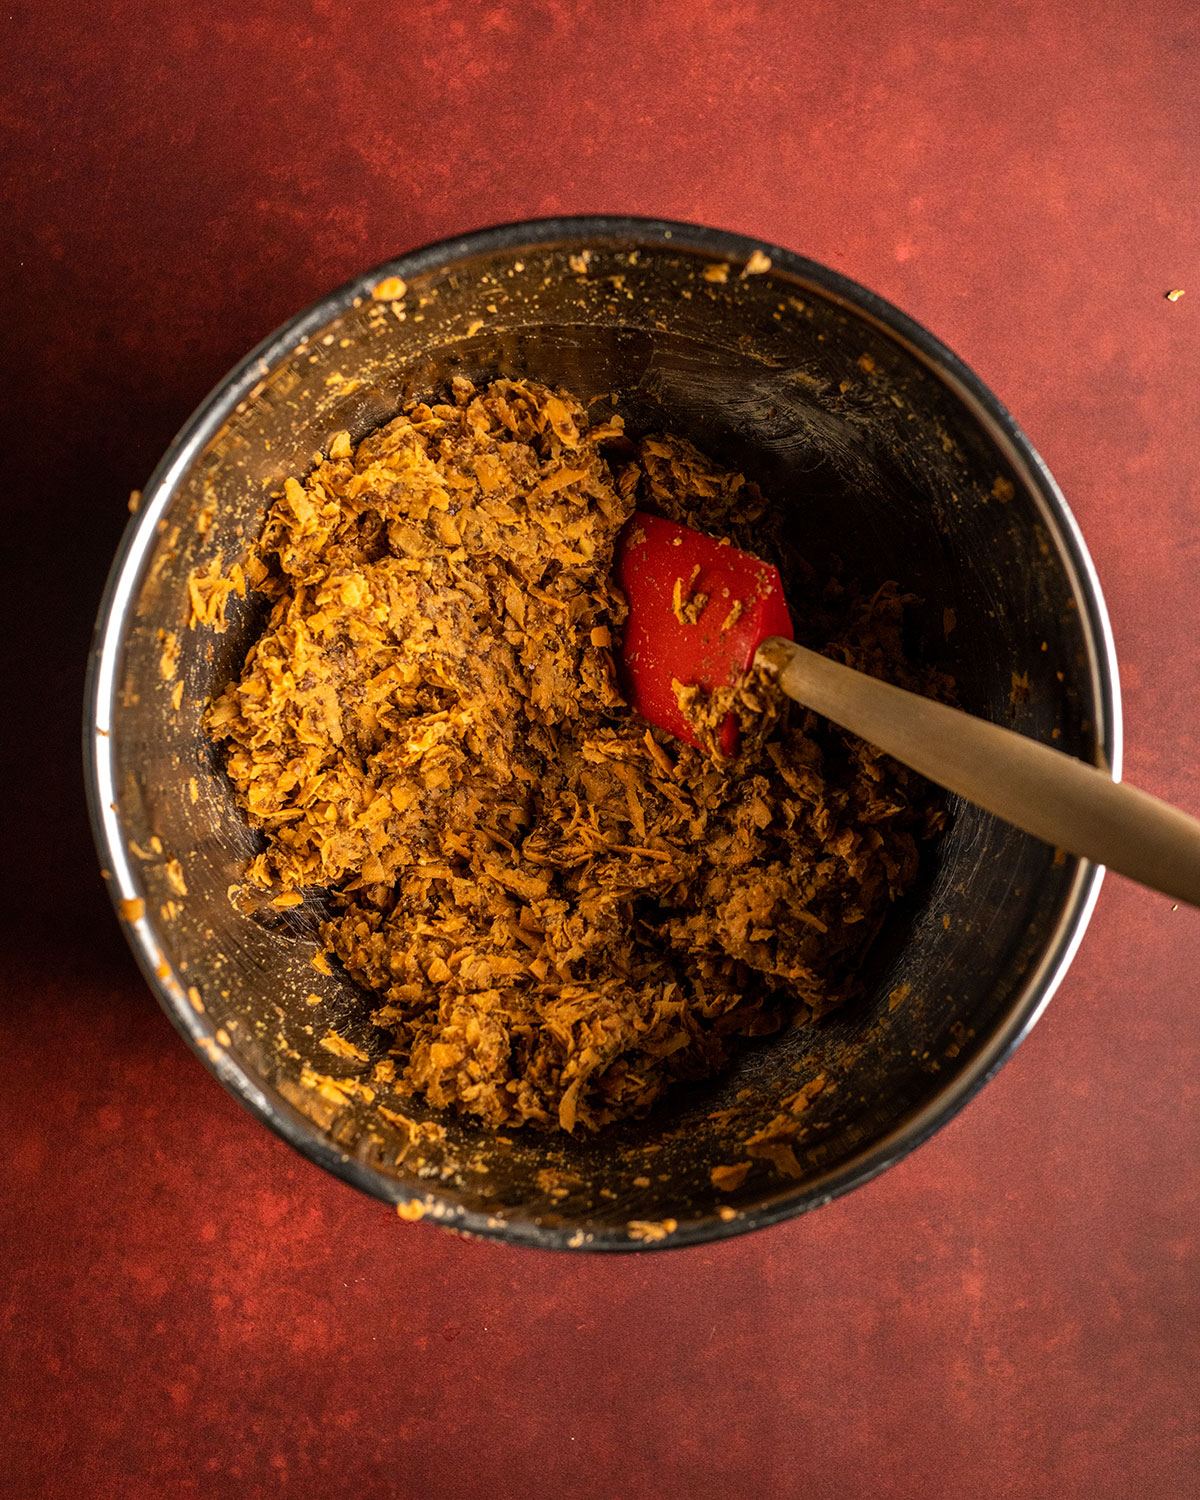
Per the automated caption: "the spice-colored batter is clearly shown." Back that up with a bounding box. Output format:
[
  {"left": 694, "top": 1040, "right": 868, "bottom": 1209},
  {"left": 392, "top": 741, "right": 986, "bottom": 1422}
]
[{"left": 207, "top": 379, "right": 944, "bottom": 1132}]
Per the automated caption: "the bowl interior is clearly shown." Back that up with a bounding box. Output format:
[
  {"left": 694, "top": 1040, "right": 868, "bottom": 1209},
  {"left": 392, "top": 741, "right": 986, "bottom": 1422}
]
[{"left": 92, "top": 227, "right": 1108, "bottom": 1248}]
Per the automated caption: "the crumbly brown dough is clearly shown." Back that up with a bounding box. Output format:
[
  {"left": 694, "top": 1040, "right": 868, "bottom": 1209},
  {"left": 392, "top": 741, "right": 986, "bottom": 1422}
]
[{"left": 207, "top": 378, "right": 945, "bottom": 1133}]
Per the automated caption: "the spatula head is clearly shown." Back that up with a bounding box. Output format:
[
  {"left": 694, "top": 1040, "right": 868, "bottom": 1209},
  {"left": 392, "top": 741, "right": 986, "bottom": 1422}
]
[{"left": 614, "top": 511, "right": 795, "bottom": 754}]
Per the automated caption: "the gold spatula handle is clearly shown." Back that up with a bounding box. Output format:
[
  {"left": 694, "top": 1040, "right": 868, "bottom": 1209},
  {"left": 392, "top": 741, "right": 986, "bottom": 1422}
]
[{"left": 758, "top": 636, "right": 1200, "bottom": 908}]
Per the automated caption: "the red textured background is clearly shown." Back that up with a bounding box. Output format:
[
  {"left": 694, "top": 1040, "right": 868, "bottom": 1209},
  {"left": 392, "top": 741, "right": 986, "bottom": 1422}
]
[{"left": 3, "top": 2, "right": 1199, "bottom": 1496}]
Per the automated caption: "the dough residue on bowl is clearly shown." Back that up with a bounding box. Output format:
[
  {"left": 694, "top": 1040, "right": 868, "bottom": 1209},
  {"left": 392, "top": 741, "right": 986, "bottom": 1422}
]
[{"left": 206, "top": 378, "right": 945, "bottom": 1132}]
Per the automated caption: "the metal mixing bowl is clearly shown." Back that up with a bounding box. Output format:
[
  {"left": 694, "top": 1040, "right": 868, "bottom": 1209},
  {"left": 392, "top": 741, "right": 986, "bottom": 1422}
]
[{"left": 86, "top": 217, "right": 1120, "bottom": 1250}]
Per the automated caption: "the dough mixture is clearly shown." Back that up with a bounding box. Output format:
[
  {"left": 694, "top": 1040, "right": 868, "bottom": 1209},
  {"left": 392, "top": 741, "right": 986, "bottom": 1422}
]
[{"left": 207, "top": 378, "right": 945, "bottom": 1132}]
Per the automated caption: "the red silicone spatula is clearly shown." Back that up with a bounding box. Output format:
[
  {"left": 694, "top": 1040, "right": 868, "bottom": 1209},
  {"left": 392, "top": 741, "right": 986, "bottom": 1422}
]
[
  {"left": 614, "top": 512, "right": 794, "bottom": 755},
  {"left": 614, "top": 509, "right": 1200, "bottom": 909}
]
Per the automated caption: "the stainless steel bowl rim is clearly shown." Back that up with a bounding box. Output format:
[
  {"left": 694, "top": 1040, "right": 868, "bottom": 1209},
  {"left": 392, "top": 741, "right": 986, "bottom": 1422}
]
[{"left": 85, "top": 215, "right": 1122, "bottom": 1251}]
